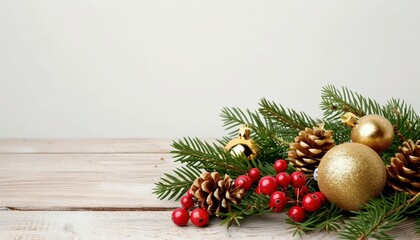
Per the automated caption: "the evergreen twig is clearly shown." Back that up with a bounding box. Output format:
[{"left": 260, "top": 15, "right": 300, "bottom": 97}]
[
  {"left": 171, "top": 137, "right": 249, "bottom": 174},
  {"left": 320, "top": 85, "right": 384, "bottom": 121},
  {"left": 219, "top": 192, "right": 271, "bottom": 228},
  {"left": 383, "top": 98, "right": 420, "bottom": 142},
  {"left": 259, "top": 98, "right": 319, "bottom": 134},
  {"left": 153, "top": 166, "right": 201, "bottom": 200},
  {"left": 286, "top": 203, "right": 343, "bottom": 238},
  {"left": 339, "top": 192, "right": 420, "bottom": 240}
]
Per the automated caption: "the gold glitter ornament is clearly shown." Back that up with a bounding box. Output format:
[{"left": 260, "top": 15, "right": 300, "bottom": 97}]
[
  {"left": 225, "top": 125, "right": 260, "bottom": 160},
  {"left": 341, "top": 113, "right": 394, "bottom": 153},
  {"left": 317, "top": 142, "right": 386, "bottom": 211}
]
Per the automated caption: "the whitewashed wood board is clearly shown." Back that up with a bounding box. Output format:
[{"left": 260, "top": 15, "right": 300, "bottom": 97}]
[
  {"left": 0, "top": 211, "right": 417, "bottom": 240},
  {"left": 0, "top": 139, "right": 418, "bottom": 239},
  {"left": 0, "top": 139, "right": 174, "bottom": 154},
  {"left": 0, "top": 153, "right": 179, "bottom": 209}
]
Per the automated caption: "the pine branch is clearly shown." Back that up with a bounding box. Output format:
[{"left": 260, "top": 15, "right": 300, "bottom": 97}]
[
  {"left": 153, "top": 166, "right": 202, "bottom": 200},
  {"left": 259, "top": 98, "right": 319, "bottom": 134},
  {"left": 339, "top": 192, "right": 420, "bottom": 240},
  {"left": 382, "top": 98, "right": 420, "bottom": 142},
  {"left": 220, "top": 107, "right": 261, "bottom": 138},
  {"left": 171, "top": 137, "right": 250, "bottom": 177},
  {"left": 219, "top": 192, "right": 271, "bottom": 228},
  {"left": 321, "top": 85, "right": 383, "bottom": 121},
  {"left": 286, "top": 201, "right": 343, "bottom": 237}
]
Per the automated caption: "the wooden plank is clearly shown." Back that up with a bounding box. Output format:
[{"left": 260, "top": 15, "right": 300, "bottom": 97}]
[
  {"left": 0, "top": 153, "right": 181, "bottom": 210},
  {"left": 0, "top": 211, "right": 416, "bottom": 240},
  {"left": 0, "top": 139, "right": 175, "bottom": 154}
]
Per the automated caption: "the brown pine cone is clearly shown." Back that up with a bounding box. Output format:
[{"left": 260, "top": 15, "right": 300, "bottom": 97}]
[
  {"left": 288, "top": 123, "right": 335, "bottom": 174},
  {"left": 386, "top": 139, "right": 420, "bottom": 195},
  {"left": 190, "top": 171, "right": 245, "bottom": 216}
]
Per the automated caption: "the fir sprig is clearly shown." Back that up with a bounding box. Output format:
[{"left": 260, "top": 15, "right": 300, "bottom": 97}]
[
  {"left": 320, "top": 85, "right": 384, "bottom": 121},
  {"left": 383, "top": 98, "right": 420, "bottom": 142},
  {"left": 220, "top": 107, "right": 261, "bottom": 138},
  {"left": 171, "top": 137, "right": 250, "bottom": 175},
  {"left": 219, "top": 192, "right": 271, "bottom": 228},
  {"left": 339, "top": 192, "right": 420, "bottom": 240},
  {"left": 259, "top": 98, "right": 319, "bottom": 134},
  {"left": 153, "top": 166, "right": 201, "bottom": 200},
  {"left": 286, "top": 203, "right": 343, "bottom": 238}
]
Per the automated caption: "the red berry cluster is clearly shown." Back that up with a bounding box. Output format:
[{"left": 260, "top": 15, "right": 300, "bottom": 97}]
[
  {"left": 171, "top": 190, "right": 209, "bottom": 227},
  {"left": 254, "top": 159, "right": 326, "bottom": 222}
]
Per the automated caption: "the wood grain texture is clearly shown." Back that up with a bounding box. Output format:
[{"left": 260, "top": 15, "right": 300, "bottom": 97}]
[
  {"left": 0, "top": 139, "right": 174, "bottom": 154},
  {"left": 0, "top": 211, "right": 334, "bottom": 240},
  {"left": 0, "top": 153, "right": 179, "bottom": 209},
  {"left": 0, "top": 211, "right": 417, "bottom": 240}
]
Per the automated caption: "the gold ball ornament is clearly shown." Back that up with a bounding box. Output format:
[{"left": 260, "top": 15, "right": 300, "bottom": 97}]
[
  {"left": 317, "top": 143, "right": 386, "bottom": 211},
  {"left": 342, "top": 113, "right": 394, "bottom": 153},
  {"left": 225, "top": 125, "right": 260, "bottom": 160}
]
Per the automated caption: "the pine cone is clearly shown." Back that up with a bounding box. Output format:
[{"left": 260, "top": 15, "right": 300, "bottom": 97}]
[
  {"left": 190, "top": 172, "right": 245, "bottom": 216},
  {"left": 386, "top": 139, "right": 420, "bottom": 195},
  {"left": 288, "top": 123, "right": 335, "bottom": 174}
]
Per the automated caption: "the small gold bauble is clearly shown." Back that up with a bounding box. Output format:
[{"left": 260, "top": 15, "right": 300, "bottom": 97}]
[
  {"left": 225, "top": 125, "right": 260, "bottom": 160},
  {"left": 317, "top": 142, "right": 386, "bottom": 211},
  {"left": 342, "top": 113, "right": 394, "bottom": 153}
]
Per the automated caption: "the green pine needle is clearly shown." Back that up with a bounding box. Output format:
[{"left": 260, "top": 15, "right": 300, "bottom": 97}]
[
  {"left": 383, "top": 98, "right": 420, "bottom": 142},
  {"left": 171, "top": 137, "right": 250, "bottom": 175},
  {"left": 286, "top": 203, "right": 343, "bottom": 237},
  {"left": 153, "top": 166, "right": 201, "bottom": 200},
  {"left": 219, "top": 192, "right": 271, "bottom": 228},
  {"left": 320, "top": 85, "right": 384, "bottom": 121},
  {"left": 259, "top": 98, "right": 319, "bottom": 133},
  {"left": 339, "top": 192, "right": 420, "bottom": 240}
]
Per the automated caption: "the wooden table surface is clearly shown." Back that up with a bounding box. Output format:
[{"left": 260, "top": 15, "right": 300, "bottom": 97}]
[{"left": 0, "top": 139, "right": 417, "bottom": 240}]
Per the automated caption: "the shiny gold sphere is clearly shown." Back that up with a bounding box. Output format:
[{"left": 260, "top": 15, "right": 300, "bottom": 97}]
[
  {"left": 351, "top": 114, "right": 394, "bottom": 153},
  {"left": 317, "top": 143, "right": 386, "bottom": 211}
]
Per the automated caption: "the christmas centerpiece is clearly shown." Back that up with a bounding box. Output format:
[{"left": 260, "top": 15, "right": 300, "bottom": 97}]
[{"left": 153, "top": 85, "right": 419, "bottom": 239}]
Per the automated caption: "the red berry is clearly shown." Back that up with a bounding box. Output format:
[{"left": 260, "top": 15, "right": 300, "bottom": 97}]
[
  {"left": 258, "top": 176, "right": 277, "bottom": 195},
  {"left": 314, "top": 192, "right": 326, "bottom": 206},
  {"left": 302, "top": 193, "right": 321, "bottom": 212},
  {"left": 235, "top": 175, "right": 252, "bottom": 191},
  {"left": 180, "top": 195, "right": 194, "bottom": 210},
  {"left": 187, "top": 188, "right": 194, "bottom": 198},
  {"left": 255, "top": 186, "right": 261, "bottom": 194},
  {"left": 269, "top": 191, "right": 287, "bottom": 212},
  {"left": 273, "top": 159, "right": 288, "bottom": 173},
  {"left": 172, "top": 207, "right": 189, "bottom": 226},
  {"left": 290, "top": 171, "right": 306, "bottom": 188},
  {"left": 275, "top": 172, "right": 291, "bottom": 188},
  {"left": 248, "top": 168, "right": 261, "bottom": 182},
  {"left": 294, "top": 186, "right": 309, "bottom": 199},
  {"left": 190, "top": 208, "right": 209, "bottom": 227},
  {"left": 288, "top": 206, "right": 306, "bottom": 222}
]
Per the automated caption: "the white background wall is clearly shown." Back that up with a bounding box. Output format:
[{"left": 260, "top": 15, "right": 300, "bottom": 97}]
[{"left": 1, "top": 1, "right": 419, "bottom": 138}]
